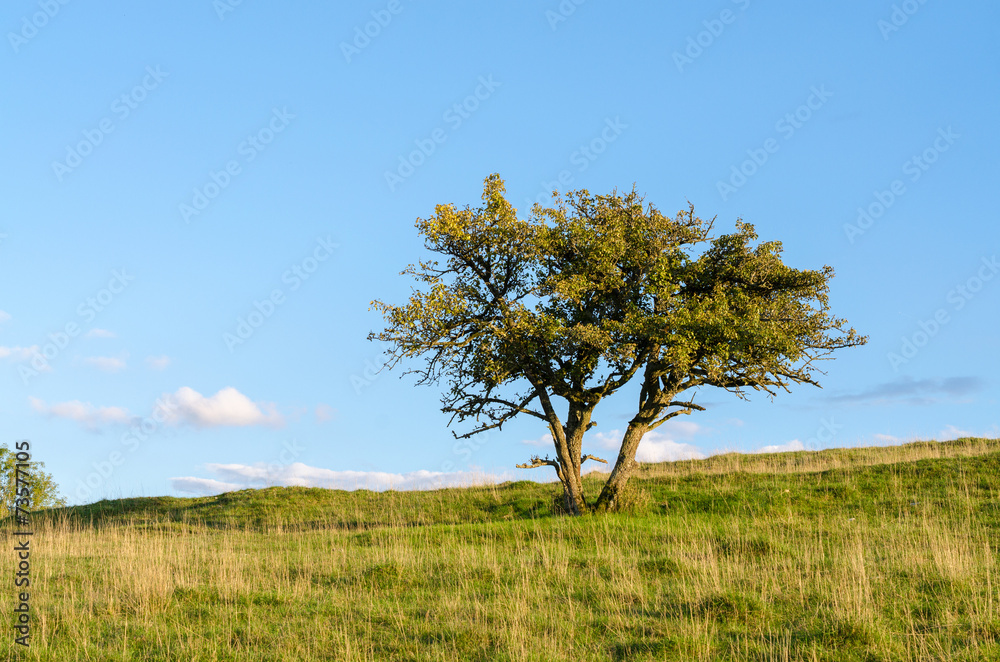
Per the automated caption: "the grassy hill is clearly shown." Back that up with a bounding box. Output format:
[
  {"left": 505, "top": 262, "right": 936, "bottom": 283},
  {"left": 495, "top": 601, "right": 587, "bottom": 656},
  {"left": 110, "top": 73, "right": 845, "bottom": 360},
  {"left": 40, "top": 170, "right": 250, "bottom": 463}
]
[{"left": 6, "top": 437, "right": 1000, "bottom": 661}]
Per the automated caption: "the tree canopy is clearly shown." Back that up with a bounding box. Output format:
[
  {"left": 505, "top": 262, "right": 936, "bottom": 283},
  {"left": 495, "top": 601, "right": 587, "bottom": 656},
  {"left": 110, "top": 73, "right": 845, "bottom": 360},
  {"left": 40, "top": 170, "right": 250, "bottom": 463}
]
[
  {"left": 370, "top": 175, "right": 866, "bottom": 514},
  {"left": 1, "top": 442, "right": 66, "bottom": 521}
]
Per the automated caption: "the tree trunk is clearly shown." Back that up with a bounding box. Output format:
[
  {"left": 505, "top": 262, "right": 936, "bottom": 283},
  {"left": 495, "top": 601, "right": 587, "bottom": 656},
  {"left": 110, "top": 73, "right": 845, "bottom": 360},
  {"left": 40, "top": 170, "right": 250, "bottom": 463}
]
[
  {"left": 552, "top": 406, "right": 592, "bottom": 515},
  {"left": 593, "top": 420, "right": 649, "bottom": 511},
  {"left": 557, "top": 466, "right": 587, "bottom": 515},
  {"left": 521, "top": 388, "right": 598, "bottom": 516}
]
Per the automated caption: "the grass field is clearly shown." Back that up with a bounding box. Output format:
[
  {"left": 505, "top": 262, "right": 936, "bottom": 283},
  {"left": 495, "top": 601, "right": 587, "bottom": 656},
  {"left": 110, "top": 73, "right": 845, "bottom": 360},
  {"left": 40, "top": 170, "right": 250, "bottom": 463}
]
[{"left": 4, "top": 437, "right": 1000, "bottom": 661}]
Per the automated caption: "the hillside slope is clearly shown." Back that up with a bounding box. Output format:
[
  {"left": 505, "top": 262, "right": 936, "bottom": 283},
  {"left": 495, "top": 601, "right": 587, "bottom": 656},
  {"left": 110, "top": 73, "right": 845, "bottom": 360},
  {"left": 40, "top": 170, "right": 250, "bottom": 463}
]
[
  {"left": 33, "top": 436, "right": 1000, "bottom": 530},
  {"left": 5, "top": 437, "right": 1000, "bottom": 661}
]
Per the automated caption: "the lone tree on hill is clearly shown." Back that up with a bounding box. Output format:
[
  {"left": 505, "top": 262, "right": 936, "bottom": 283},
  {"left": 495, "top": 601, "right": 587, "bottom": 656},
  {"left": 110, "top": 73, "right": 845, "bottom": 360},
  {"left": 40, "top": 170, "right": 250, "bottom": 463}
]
[{"left": 370, "top": 175, "right": 866, "bottom": 514}]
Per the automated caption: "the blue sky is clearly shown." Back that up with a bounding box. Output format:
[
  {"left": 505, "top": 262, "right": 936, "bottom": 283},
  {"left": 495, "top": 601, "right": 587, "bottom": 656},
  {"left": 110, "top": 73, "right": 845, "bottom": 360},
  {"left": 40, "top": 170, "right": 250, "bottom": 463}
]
[{"left": 2, "top": 1, "right": 997, "bottom": 504}]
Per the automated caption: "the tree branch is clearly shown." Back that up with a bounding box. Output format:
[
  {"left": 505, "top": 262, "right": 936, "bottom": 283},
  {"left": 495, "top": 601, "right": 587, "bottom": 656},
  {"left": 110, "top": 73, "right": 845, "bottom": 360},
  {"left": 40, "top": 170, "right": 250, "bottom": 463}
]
[
  {"left": 647, "top": 400, "right": 707, "bottom": 431},
  {"left": 515, "top": 455, "right": 565, "bottom": 483},
  {"left": 515, "top": 455, "right": 560, "bottom": 470}
]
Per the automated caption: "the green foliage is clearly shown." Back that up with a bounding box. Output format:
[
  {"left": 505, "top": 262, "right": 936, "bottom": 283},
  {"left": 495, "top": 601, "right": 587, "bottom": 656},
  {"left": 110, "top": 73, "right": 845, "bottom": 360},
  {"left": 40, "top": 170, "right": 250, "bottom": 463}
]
[
  {"left": 370, "top": 174, "right": 866, "bottom": 512},
  {"left": 374, "top": 174, "right": 864, "bottom": 409},
  {"left": 0, "top": 441, "right": 66, "bottom": 517}
]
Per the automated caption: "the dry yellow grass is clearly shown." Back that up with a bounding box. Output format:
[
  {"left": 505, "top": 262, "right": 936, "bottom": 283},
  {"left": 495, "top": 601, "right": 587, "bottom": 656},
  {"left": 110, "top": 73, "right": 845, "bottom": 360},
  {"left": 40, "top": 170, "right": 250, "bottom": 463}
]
[
  {"left": 638, "top": 436, "right": 1000, "bottom": 478},
  {"left": 4, "top": 439, "right": 1000, "bottom": 660}
]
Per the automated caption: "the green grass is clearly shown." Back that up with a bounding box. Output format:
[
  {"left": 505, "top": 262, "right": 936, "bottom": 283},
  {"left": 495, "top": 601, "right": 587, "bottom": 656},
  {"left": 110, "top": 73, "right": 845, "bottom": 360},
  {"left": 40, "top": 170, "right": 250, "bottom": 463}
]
[{"left": 4, "top": 437, "right": 1000, "bottom": 660}]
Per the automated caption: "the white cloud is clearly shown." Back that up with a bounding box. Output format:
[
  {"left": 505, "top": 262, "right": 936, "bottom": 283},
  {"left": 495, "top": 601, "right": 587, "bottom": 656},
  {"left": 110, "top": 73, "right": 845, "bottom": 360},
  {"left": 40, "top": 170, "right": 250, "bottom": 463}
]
[
  {"left": 145, "top": 355, "right": 170, "bottom": 370},
  {"left": 524, "top": 427, "right": 705, "bottom": 464},
  {"left": 590, "top": 429, "right": 705, "bottom": 463},
  {"left": 315, "top": 404, "right": 336, "bottom": 423},
  {"left": 752, "top": 440, "right": 805, "bottom": 454},
  {"left": 171, "top": 463, "right": 515, "bottom": 496},
  {"left": 171, "top": 477, "right": 242, "bottom": 495},
  {"left": 163, "top": 386, "right": 284, "bottom": 428},
  {"left": 0, "top": 345, "right": 39, "bottom": 361},
  {"left": 522, "top": 433, "right": 553, "bottom": 447},
  {"left": 938, "top": 425, "right": 971, "bottom": 441},
  {"left": 635, "top": 437, "right": 706, "bottom": 462},
  {"left": 85, "top": 328, "right": 117, "bottom": 339},
  {"left": 29, "top": 396, "right": 131, "bottom": 431},
  {"left": 656, "top": 419, "right": 702, "bottom": 438},
  {"left": 28, "top": 386, "right": 283, "bottom": 432},
  {"left": 0, "top": 310, "right": 11, "bottom": 324},
  {"left": 82, "top": 352, "right": 128, "bottom": 372},
  {"left": 873, "top": 433, "right": 900, "bottom": 444}
]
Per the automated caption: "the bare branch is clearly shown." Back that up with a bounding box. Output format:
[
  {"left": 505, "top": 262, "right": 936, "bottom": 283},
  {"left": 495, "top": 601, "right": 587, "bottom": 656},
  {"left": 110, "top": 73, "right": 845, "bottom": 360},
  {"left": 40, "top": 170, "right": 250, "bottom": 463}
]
[
  {"left": 515, "top": 455, "right": 560, "bottom": 470},
  {"left": 666, "top": 399, "right": 706, "bottom": 412},
  {"left": 450, "top": 420, "right": 506, "bottom": 439},
  {"left": 470, "top": 397, "right": 547, "bottom": 421},
  {"left": 647, "top": 400, "right": 707, "bottom": 431},
  {"left": 581, "top": 454, "right": 608, "bottom": 464},
  {"left": 515, "top": 454, "right": 565, "bottom": 483}
]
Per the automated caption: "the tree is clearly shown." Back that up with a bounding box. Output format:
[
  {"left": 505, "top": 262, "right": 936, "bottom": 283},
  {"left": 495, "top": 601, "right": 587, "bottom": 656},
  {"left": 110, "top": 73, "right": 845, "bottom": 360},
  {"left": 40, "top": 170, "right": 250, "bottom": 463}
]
[
  {"left": 1, "top": 442, "right": 67, "bottom": 520},
  {"left": 370, "top": 175, "right": 866, "bottom": 514}
]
